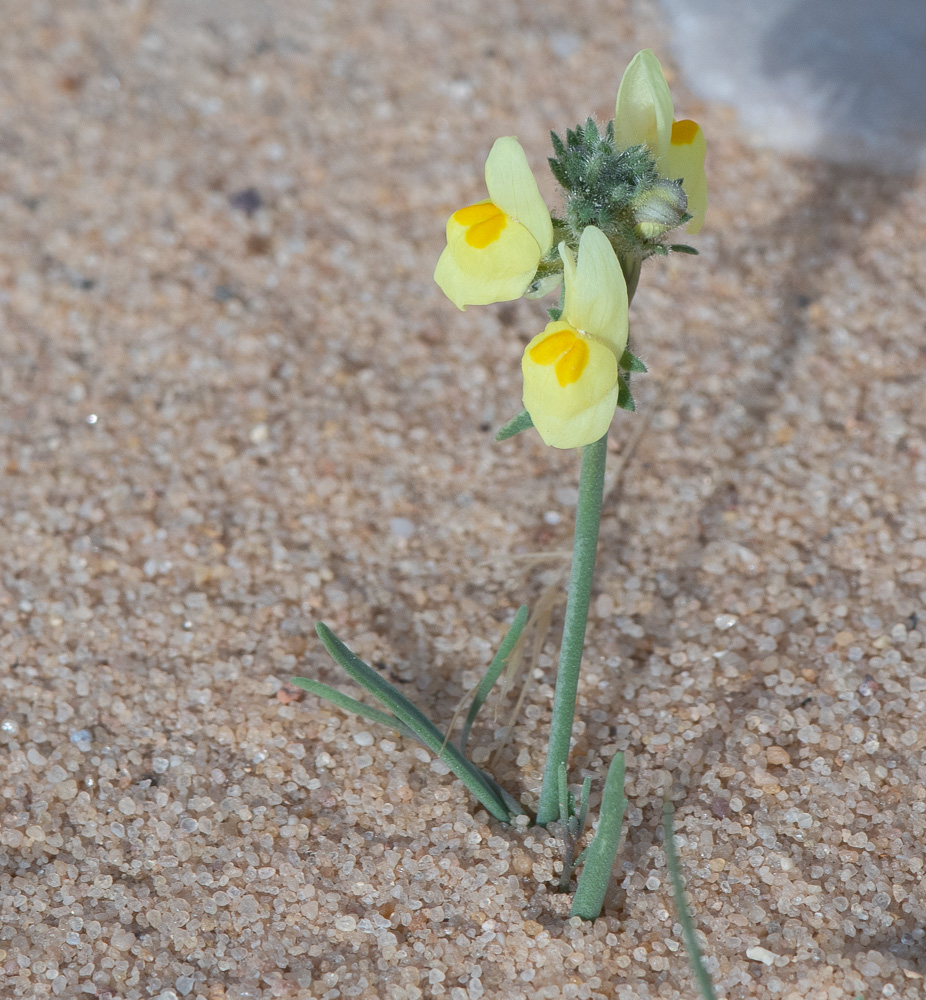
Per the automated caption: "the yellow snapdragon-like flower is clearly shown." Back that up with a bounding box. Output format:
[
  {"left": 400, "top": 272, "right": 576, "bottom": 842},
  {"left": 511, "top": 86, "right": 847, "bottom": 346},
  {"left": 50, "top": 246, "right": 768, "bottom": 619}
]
[
  {"left": 614, "top": 49, "right": 707, "bottom": 234},
  {"left": 522, "top": 227, "right": 628, "bottom": 449},
  {"left": 435, "top": 136, "right": 554, "bottom": 310}
]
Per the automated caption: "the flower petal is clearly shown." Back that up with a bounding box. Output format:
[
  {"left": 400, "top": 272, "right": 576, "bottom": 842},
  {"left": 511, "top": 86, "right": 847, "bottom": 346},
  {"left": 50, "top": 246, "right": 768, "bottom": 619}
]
[
  {"left": 666, "top": 120, "right": 707, "bottom": 234},
  {"left": 614, "top": 49, "right": 674, "bottom": 164},
  {"left": 484, "top": 137, "right": 554, "bottom": 255},
  {"left": 522, "top": 321, "right": 620, "bottom": 449},
  {"left": 561, "top": 227, "right": 629, "bottom": 356},
  {"left": 434, "top": 200, "right": 542, "bottom": 309}
]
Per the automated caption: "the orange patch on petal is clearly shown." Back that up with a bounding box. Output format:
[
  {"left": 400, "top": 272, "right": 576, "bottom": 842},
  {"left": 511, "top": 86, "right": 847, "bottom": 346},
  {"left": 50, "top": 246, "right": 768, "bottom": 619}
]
[
  {"left": 453, "top": 203, "right": 499, "bottom": 225},
  {"left": 529, "top": 329, "right": 574, "bottom": 364},
  {"left": 528, "top": 328, "right": 589, "bottom": 386},
  {"left": 466, "top": 213, "right": 506, "bottom": 248},
  {"left": 554, "top": 340, "right": 589, "bottom": 386},
  {"left": 452, "top": 201, "right": 508, "bottom": 248},
  {"left": 671, "top": 119, "right": 699, "bottom": 145}
]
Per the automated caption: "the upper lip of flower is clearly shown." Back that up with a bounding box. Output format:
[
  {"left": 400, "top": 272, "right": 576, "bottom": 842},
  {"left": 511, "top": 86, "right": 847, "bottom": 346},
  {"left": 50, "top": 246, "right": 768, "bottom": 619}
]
[
  {"left": 482, "top": 136, "right": 554, "bottom": 255},
  {"left": 558, "top": 229, "right": 629, "bottom": 357}
]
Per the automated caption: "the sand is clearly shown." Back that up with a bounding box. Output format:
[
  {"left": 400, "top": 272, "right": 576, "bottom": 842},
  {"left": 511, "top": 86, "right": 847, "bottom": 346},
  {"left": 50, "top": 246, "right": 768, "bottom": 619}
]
[{"left": 1, "top": 1, "right": 924, "bottom": 998}]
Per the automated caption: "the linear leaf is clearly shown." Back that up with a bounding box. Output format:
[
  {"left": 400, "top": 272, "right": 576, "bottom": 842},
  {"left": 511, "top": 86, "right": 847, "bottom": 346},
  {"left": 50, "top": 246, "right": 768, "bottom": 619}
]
[
  {"left": 289, "top": 677, "right": 413, "bottom": 738},
  {"left": 315, "top": 622, "right": 515, "bottom": 823},
  {"left": 663, "top": 800, "right": 718, "bottom": 1000},
  {"left": 459, "top": 606, "right": 528, "bottom": 753},
  {"left": 571, "top": 751, "right": 626, "bottom": 919},
  {"left": 576, "top": 775, "right": 591, "bottom": 838}
]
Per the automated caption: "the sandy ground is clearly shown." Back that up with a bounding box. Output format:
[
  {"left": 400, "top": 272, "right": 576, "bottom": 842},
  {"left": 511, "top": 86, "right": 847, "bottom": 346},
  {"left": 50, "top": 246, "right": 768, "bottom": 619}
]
[{"left": 1, "top": 1, "right": 925, "bottom": 998}]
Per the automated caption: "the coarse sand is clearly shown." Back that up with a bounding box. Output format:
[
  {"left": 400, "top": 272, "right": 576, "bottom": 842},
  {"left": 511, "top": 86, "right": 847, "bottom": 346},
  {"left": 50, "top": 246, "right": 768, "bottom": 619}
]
[{"left": 1, "top": 2, "right": 924, "bottom": 998}]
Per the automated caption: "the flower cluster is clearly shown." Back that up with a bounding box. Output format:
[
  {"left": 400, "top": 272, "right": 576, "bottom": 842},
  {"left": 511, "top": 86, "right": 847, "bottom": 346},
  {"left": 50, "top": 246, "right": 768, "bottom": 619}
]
[{"left": 434, "top": 50, "right": 706, "bottom": 449}]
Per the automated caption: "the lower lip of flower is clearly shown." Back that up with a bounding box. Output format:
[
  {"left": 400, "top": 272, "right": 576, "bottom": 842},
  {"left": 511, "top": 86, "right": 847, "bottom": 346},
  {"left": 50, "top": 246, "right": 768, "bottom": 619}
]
[
  {"left": 529, "top": 328, "right": 590, "bottom": 386},
  {"left": 453, "top": 202, "right": 508, "bottom": 248}
]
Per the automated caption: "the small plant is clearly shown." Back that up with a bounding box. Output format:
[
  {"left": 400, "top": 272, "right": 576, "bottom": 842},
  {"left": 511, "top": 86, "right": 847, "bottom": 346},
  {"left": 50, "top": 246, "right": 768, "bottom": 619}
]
[{"left": 294, "top": 49, "right": 706, "bottom": 919}]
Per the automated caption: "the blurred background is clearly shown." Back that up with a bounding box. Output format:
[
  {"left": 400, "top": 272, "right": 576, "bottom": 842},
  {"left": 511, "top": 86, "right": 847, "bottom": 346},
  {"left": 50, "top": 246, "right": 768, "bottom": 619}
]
[
  {"left": 1, "top": 2, "right": 925, "bottom": 997},
  {"left": 661, "top": 0, "right": 926, "bottom": 170}
]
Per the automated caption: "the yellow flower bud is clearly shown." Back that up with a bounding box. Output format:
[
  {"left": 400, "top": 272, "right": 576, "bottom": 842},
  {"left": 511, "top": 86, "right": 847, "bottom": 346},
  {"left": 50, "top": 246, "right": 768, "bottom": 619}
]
[{"left": 615, "top": 49, "right": 707, "bottom": 233}]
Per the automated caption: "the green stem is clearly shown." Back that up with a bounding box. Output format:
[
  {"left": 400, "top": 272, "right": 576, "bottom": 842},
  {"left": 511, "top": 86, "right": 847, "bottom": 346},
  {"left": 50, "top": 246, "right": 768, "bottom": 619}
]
[{"left": 535, "top": 432, "right": 608, "bottom": 825}]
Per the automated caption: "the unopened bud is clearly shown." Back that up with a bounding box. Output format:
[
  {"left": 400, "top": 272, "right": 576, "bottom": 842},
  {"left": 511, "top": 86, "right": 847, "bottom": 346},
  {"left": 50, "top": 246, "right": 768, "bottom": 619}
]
[{"left": 631, "top": 179, "right": 688, "bottom": 239}]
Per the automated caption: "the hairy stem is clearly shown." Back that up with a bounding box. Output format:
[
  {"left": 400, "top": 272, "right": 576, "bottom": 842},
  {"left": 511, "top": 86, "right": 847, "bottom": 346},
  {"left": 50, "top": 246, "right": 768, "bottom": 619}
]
[{"left": 535, "top": 432, "right": 608, "bottom": 825}]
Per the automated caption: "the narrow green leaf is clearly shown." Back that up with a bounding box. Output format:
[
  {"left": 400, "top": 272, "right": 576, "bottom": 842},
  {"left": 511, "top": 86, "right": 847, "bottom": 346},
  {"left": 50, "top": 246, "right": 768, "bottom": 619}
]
[
  {"left": 459, "top": 606, "right": 529, "bottom": 753},
  {"left": 557, "top": 762, "right": 578, "bottom": 892},
  {"left": 496, "top": 409, "right": 534, "bottom": 441},
  {"left": 294, "top": 676, "right": 527, "bottom": 812},
  {"left": 619, "top": 349, "right": 648, "bottom": 373},
  {"left": 482, "top": 772, "right": 529, "bottom": 819},
  {"left": 289, "top": 677, "right": 413, "bottom": 738},
  {"left": 669, "top": 243, "right": 699, "bottom": 255},
  {"left": 576, "top": 775, "right": 591, "bottom": 838},
  {"left": 663, "top": 800, "right": 718, "bottom": 1000},
  {"left": 315, "top": 622, "right": 515, "bottom": 823},
  {"left": 571, "top": 751, "right": 626, "bottom": 920},
  {"left": 616, "top": 376, "right": 635, "bottom": 412}
]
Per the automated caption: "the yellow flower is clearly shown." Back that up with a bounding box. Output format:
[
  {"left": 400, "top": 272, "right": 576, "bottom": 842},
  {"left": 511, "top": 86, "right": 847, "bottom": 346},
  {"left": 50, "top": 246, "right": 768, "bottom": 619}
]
[
  {"left": 435, "top": 136, "right": 554, "bottom": 310},
  {"left": 614, "top": 49, "right": 707, "bottom": 234},
  {"left": 522, "top": 227, "right": 628, "bottom": 449}
]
